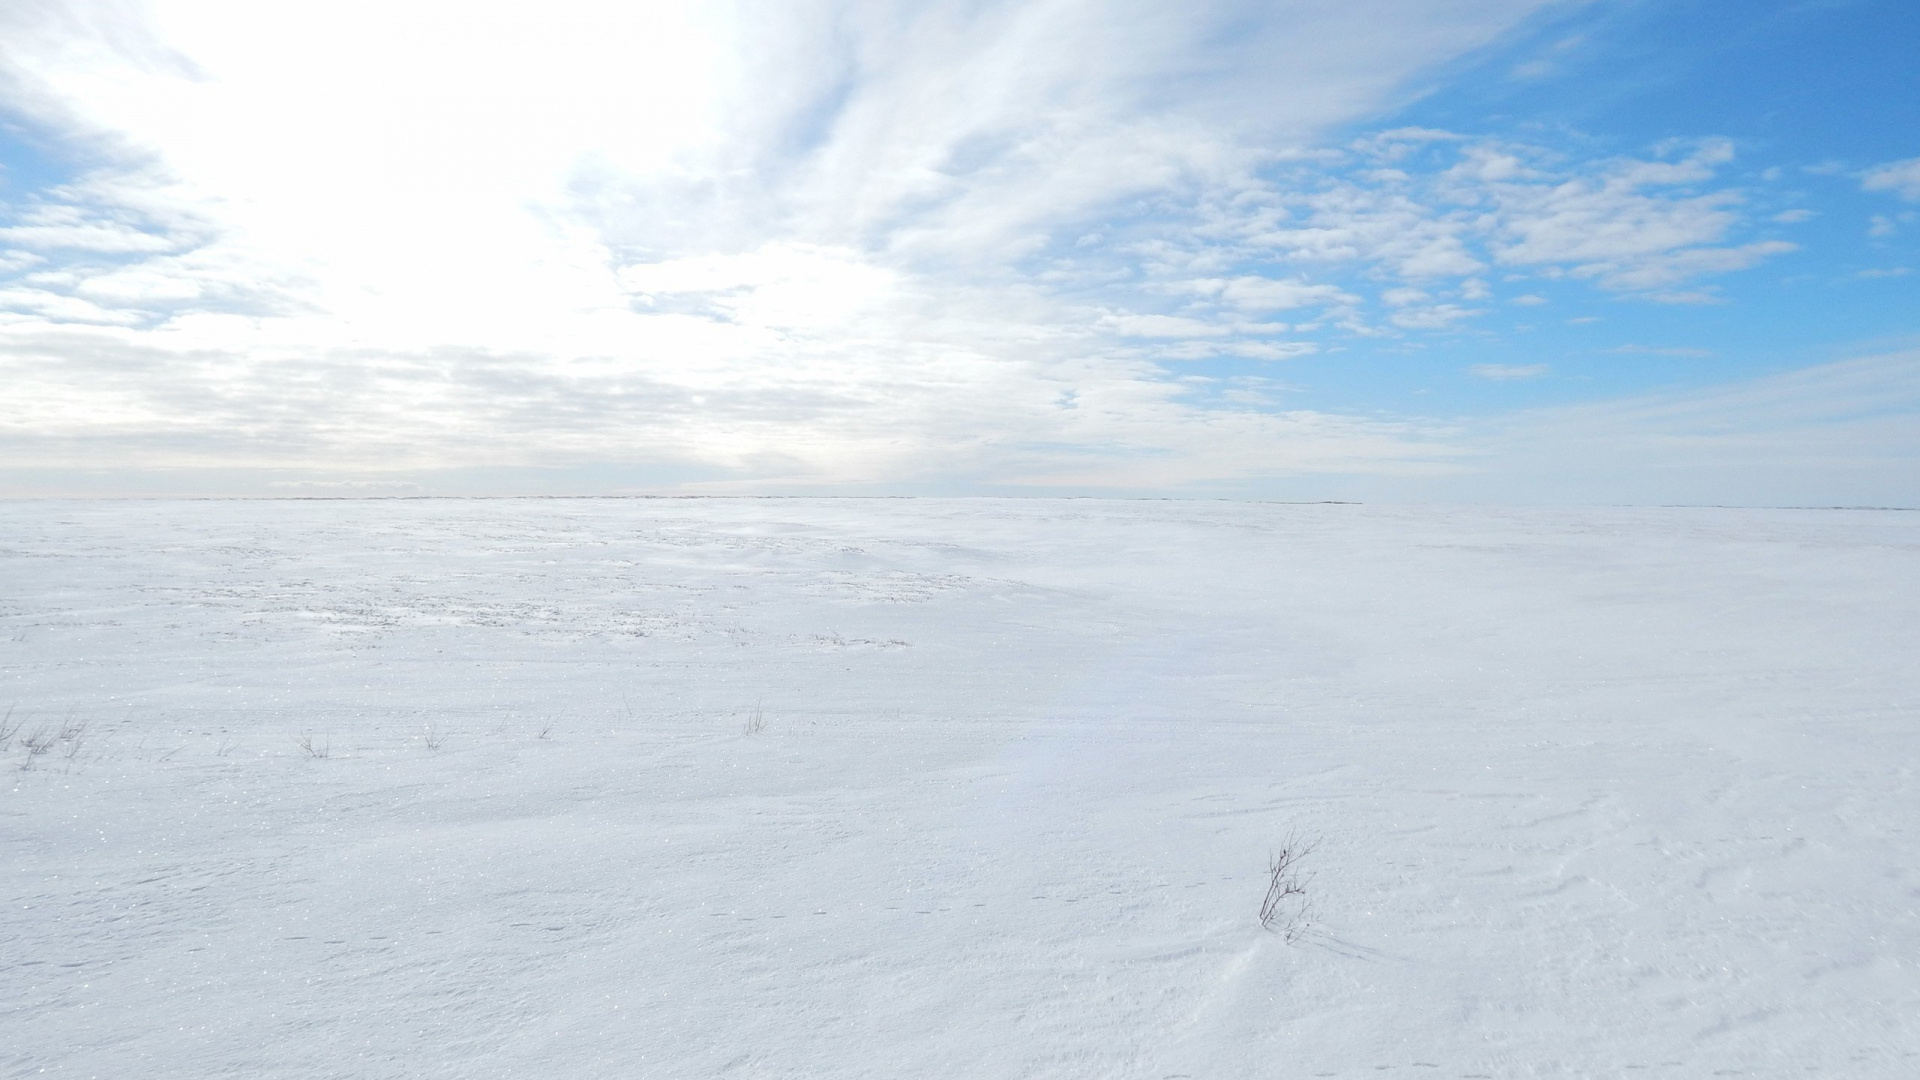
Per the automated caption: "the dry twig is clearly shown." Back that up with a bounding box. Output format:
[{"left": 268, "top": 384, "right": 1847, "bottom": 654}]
[{"left": 1259, "top": 835, "right": 1318, "bottom": 939}]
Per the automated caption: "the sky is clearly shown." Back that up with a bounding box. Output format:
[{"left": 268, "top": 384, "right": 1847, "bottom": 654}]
[{"left": 0, "top": 0, "right": 1915, "bottom": 502}]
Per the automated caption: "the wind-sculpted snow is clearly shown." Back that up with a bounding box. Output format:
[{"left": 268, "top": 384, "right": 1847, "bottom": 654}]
[{"left": 3, "top": 499, "right": 1917, "bottom": 1077}]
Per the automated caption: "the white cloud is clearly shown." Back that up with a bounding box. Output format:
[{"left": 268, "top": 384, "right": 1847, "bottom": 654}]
[
  {"left": 1484, "top": 142, "right": 1796, "bottom": 291},
  {"left": 0, "top": 218, "right": 181, "bottom": 253},
  {"left": 0, "top": 0, "right": 1577, "bottom": 491},
  {"left": 1503, "top": 34, "right": 1584, "bottom": 84},
  {"left": 1462, "top": 350, "right": 1920, "bottom": 506},
  {"left": 1211, "top": 276, "right": 1358, "bottom": 312},
  {"left": 0, "top": 0, "right": 1844, "bottom": 495},
  {"left": 1351, "top": 127, "right": 1464, "bottom": 160},
  {"left": 1568, "top": 240, "right": 1796, "bottom": 291},
  {"left": 1149, "top": 135, "right": 1795, "bottom": 323},
  {"left": 1225, "top": 340, "right": 1318, "bottom": 361},
  {"left": 269, "top": 479, "right": 423, "bottom": 492},
  {"left": 1243, "top": 182, "right": 1488, "bottom": 279},
  {"left": 1642, "top": 290, "right": 1721, "bottom": 305},
  {"left": 1608, "top": 344, "right": 1713, "bottom": 357},
  {"left": 1862, "top": 157, "right": 1920, "bottom": 202},
  {"left": 0, "top": 286, "right": 143, "bottom": 324},
  {"left": 618, "top": 244, "right": 899, "bottom": 330},
  {"left": 1391, "top": 304, "right": 1481, "bottom": 330},
  {"left": 1466, "top": 363, "right": 1548, "bottom": 380},
  {"left": 1105, "top": 313, "right": 1231, "bottom": 339}
]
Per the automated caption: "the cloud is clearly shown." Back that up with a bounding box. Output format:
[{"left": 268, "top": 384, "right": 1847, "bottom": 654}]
[
  {"left": 1391, "top": 303, "right": 1481, "bottom": 330},
  {"left": 1239, "top": 180, "right": 1489, "bottom": 280},
  {"left": 0, "top": 0, "right": 1842, "bottom": 496},
  {"left": 0, "top": 216, "right": 182, "bottom": 253},
  {"left": 1143, "top": 134, "right": 1796, "bottom": 323},
  {"left": 1229, "top": 340, "right": 1318, "bottom": 361},
  {"left": 1505, "top": 33, "right": 1584, "bottom": 83},
  {"left": 1643, "top": 290, "right": 1722, "bottom": 305},
  {"left": 1482, "top": 142, "right": 1796, "bottom": 291},
  {"left": 1467, "top": 363, "right": 1548, "bottom": 380},
  {"left": 0, "top": 0, "right": 1583, "bottom": 491},
  {"left": 1462, "top": 350, "right": 1920, "bottom": 505},
  {"left": 1104, "top": 313, "right": 1231, "bottom": 339},
  {"left": 1862, "top": 157, "right": 1920, "bottom": 202},
  {"left": 1607, "top": 344, "right": 1713, "bottom": 357},
  {"left": 617, "top": 244, "right": 899, "bottom": 330},
  {"left": 1568, "top": 240, "right": 1796, "bottom": 291},
  {"left": 1208, "top": 276, "right": 1359, "bottom": 312},
  {"left": 269, "top": 479, "right": 423, "bottom": 492}
]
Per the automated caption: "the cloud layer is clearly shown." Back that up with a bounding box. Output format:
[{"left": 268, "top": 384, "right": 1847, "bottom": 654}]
[{"left": 0, "top": 0, "right": 1894, "bottom": 498}]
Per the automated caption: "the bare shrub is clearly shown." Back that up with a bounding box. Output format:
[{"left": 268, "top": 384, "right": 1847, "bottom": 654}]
[
  {"left": 5, "top": 711, "right": 97, "bottom": 769},
  {"left": 1259, "top": 835, "right": 1318, "bottom": 940},
  {"left": 19, "top": 726, "right": 57, "bottom": 770},
  {"left": 536, "top": 724, "right": 553, "bottom": 740},
  {"left": 742, "top": 703, "right": 766, "bottom": 736},
  {"left": 296, "top": 733, "right": 330, "bottom": 759},
  {"left": 422, "top": 722, "right": 443, "bottom": 752},
  {"left": 59, "top": 720, "right": 89, "bottom": 762}
]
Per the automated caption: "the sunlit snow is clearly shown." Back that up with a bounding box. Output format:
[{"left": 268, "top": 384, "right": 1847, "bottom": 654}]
[{"left": 4, "top": 498, "right": 1916, "bottom": 1076}]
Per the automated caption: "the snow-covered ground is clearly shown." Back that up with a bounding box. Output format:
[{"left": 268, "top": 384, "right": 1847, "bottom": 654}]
[{"left": 4, "top": 498, "right": 1916, "bottom": 1078}]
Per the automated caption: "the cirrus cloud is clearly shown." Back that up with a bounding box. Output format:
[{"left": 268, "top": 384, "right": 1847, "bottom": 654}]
[
  {"left": 1862, "top": 157, "right": 1920, "bottom": 202},
  {"left": 0, "top": 0, "right": 1858, "bottom": 499}
]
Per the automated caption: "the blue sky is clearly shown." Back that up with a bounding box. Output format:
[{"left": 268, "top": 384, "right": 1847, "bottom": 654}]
[
  {"left": 1330, "top": 0, "right": 1920, "bottom": 408},
  {"left": 0, "top": 0, "right": 1915, "bottom": 502}
]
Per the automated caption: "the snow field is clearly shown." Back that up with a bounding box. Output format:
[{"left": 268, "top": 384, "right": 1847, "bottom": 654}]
[{"left": 3, "top": 498, "right": 1917, "bottom": 1077}]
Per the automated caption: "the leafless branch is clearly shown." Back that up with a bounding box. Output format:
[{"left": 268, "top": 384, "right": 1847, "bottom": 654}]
[{"left": 1259, "top": 835, "right": 1318, "bottom": 940}]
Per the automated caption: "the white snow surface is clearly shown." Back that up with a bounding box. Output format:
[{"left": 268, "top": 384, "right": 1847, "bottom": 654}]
[{"left": 3, "top": 498, "right": 1917, "bottom": 1078}]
